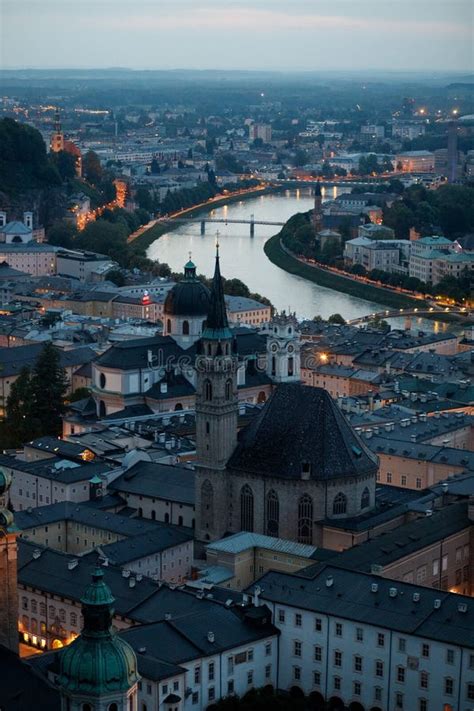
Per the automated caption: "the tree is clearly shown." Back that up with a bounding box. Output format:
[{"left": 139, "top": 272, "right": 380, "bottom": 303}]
[
  {"left": 106, "top": 269, "right": 126, "bottom": 286},
  {"left": 293, "top": 149, "right": 308, "bottom": 167},
  {"left": 150, "top": 157, "right": 161, "bottom": 174},
  {"left": 68, "top": 387, "right": 92, "bottom": 403},
  {"left": 30, "top": 342, "right": 69, "bottom": 438},
  {"left": 51, "top": 150, "right": 77, "bottom": 180},
  {"left": 328, "top": 313, "right": 346, "bottom": 325},
  {"left": 83, "top": 150, "right": 103, "bottom": 184},
  {"left": 135, "top": 187, "right": 153, "bottom": 212},
  {"left": 47, "top": 220, "right": 78, "bottom": 248},
  {"left": 4, "top": 367, "right": 35, "bottom": 446}
]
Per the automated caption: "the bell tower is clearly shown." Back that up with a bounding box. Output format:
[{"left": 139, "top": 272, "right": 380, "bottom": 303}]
[
  {"left": 264, "top": 312, "right": 301, "bottom": 383},
  {"left": 313, "top": 180, "right": 323, "bottom": 233},
  {"left": 195, "top": 244, "right": 238, "bottom": 541}
]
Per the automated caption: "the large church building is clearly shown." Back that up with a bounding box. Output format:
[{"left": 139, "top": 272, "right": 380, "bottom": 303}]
[{"left": 195, "top": 248, "right": 378, "bottom": 544}]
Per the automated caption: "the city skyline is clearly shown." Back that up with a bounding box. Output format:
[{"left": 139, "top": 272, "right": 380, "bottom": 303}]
[{"left": 1, "top": 0, "right": 473, "bottom": 72}]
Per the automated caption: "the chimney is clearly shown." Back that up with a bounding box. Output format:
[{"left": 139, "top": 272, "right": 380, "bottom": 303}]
[
  {"left": 207, "top": 631, "right": 215, "bottom": 643},
  {"left": 160, "top": 381, "right": 168, "bottom": 394},
  {"left": 253, "top": 585, "right": 261, "bottom": 607}
]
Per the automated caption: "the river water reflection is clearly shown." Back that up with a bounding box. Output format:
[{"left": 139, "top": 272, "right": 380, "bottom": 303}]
[{"left": 147, "top": 187, "right": 450, "bottom": 332}]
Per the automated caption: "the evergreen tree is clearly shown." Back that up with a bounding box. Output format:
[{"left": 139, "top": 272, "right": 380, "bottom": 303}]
[
  {"left": 30, "top": 342, "right": 69, "bottom": 437},
  {"left": 4, "top": 367, "right": 36, "bottom": 446}
]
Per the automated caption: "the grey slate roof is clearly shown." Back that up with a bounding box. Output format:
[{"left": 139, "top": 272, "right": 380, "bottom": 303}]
[
  {"left": 109, "top": 461, "right": 195, "bottom": 505},
  {"left": 99, "top": 525, "right": 193, "bottom": 565},
  {"left": 247, "top": 564, "right": 474, "bottom": 648},
  {"left": 0, "top": 344, "right": 95, "bottom": 378},
  {"left": 228, "top": 383, "right": 378, "bottom": 481},
  {"left": 0, "top": 453, "right": 112, "bottom": 483}
]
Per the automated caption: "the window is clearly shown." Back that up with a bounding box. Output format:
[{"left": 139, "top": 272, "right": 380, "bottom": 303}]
[
  {"left": 295, "top": 613, "right": 302, "bottom": 627},
  {"left": 247, "top": 648, "right": 254, "bottom": 662},
  {"left": 375, "top": 661, "right": 384, "bottom": 677},
  {"left": 182, "top": 320, "right": 189, "bottom": 335},
  {"left": 432, "top": 559, "right": 439, "bottom": 577},
  {"left": 247, "top": 670, "right": 253, "bottom": 686},
  {"left": 469, "top": 653, "right": 474, "bottom": 669},
  {"left": 225, "top": 379, "right": 232, "bottom": 400},
  {"left": 356, "top": 627, "right": 363, "bottom": 642},
  {"left": 70, "top": 612, "right": 77, "bottom": 626},
  {"left": 227, "top": 657, "right": 234, "bottom": 675},
  {"left": 354, "top": 655, "right": 362, "bottom": 672},
  {"left": 353, "top": 681, "right": 361, "bottom": 696},
  {"left": 398, "top": 637, "right": 406, "bottom": 652},
  {"left": 201, "top": 479, "right": 213, "bottom": 531},
  {"left": 332, "top": 492, "right": 347, "bottom": 515},
  {"left": 387, "top": 472, "right": 392, "bottom": 483},
  {"left": 378, "top": 632, "right": 385, "bottom": 647},
  {"left": 293, "top": 666, "right": 301, "bottom": 681},
  {"left": 265, "top": 642, "right": 271, "bottom": 657},
  {"left": 297, "top": 494, "right": 313, "bottom": 544},
  {"left": 204, "top": 379, "right": 212, "bottom": 401},
  {"left": 395, "top": 692, "right": 404, "bottom": 708},
  {"left": 416, "top": 478, "right": 422, "bottom": 489},
  {"left": 335, "top": 622, "right": 342, "bottom": 637},
  {"left": 420, "top": 671, "right": 428, "bottom": 689},
  {"left": 192, "top": 692, "right": 199, "bottom": 705},
  {"left": 374, "top": 687, "right": 382, "bottom": 702},
  {"left": 266, "top": 490, "right": 279, "bottom": 537},
  {"left": 361, "top": 486, "right": 370, "bottom": 509},
  {"left": 417, "top": 566, "right": 427, "bottom": 583},
  {"left": 314, "top": 646, "right": 322, "bottom": 663},
  {"left": 208, "top": 687, "right": 215, "bottom": 701},
  {"left": 31, "top": 600, "right": 37, "bottom": 613},
  {"left": 22, "top": 597, "right": 28, "bottom": 610},
  {"left": 294, "top": 641, "right": 302, "bottom": 657},
  {"left": 208, "top": 662, "right": 215, "bottom": 681},
  {"left": 421, "top": 643, "right": 430, "bottom": 658},
  {"left": 265, "top": 665, "right": 271, "bottom": 679},
  {"left": 333, "top": 650, "right": 342, "bottom": 667},
  {"left": 467, "top": 683, "right": 474, "bottom": 700},
  {"left": 278, "top": 609, "right": 285, "bottom": 624},
  {"left": 401, "top": 475, "right": 407, "bottom": 486},
  {"left": 397, "top": 666, "right": 405, "bottom": 683},
  {"left": 419, "top": 700, "right": 427, "bottom": 711},
  {"left": 227, "top": 680, "right": 234, "bottom": 695},
  {"left": 334, "top": 676, "right": 341, "bottom": 691},
  {"left": 194, "top": 666, "right": 200, "bottom": 684},
  {"left": 313, "top": 671, "right": 321, "bottom": 686},
  {"left": 445, "top": 649, "right": 454, "bottom": 664},
  {"left": 315, "top": 618, "right": 322, "bottom": 632},
  {"left": 240, "top": 485, "right": 254, "bottom": 532},
  {"left": 444, "top": 677, "right": 453, "bottom": 695}
]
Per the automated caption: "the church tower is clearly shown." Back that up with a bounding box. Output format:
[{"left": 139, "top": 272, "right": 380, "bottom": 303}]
[
  {"left": 312, "top": 180, "right": 323, "bottom": 233},
  {"left": 195, "top": 244, "right": 238, "bottom": 541},
  {"left": 0, "top": 468, "right": 18, "bottom": 653},
  {"left": 263, "top": 312, "right": 301, "bottom": 383},
  {"left": 50, "top": 107, "right": 64, "bottom": 153},
  {"left": 59, "top": 568, "right": 139, "bottom": 711}
]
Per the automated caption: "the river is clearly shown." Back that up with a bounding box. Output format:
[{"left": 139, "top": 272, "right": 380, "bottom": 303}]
[{"left": 147, "top": 187, "right": 450, "bottom": 332}]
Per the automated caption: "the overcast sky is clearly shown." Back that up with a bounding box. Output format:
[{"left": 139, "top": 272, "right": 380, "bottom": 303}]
[{"left": 1, "top": 0, "right": 472, "bottom": 72}]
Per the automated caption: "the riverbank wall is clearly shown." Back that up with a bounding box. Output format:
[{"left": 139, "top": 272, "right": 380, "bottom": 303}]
[{"left": 264, "top": 231, "right": 428, "bottom": 311}]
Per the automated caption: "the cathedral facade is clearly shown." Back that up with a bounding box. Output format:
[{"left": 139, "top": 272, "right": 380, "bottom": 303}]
[{"left": 195, "top": 249, "right": 379, "bottom": 545}]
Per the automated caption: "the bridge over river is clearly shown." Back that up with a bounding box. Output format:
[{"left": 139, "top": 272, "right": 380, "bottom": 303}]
[
  {"left": 157, "top": 215, "right": 285, "bottom": 236},
  {"left": 348, "top": 306, "right": 471, "bottom": 326}
]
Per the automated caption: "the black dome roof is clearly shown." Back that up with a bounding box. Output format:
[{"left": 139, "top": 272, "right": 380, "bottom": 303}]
[{"left": 164, "top": 261, "right": 211, "bottom": 317}]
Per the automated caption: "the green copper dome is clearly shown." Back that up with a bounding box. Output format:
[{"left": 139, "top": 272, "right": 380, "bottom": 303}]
[{"left": 59, "top": 569, "right": 139, "bottom": 697}]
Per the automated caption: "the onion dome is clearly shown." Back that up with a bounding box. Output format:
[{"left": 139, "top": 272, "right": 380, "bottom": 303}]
[
  {"left": 164, "top": 259, "right": 210, "bottom": 317},
  {"left": 59, "top": 568, "right": 139, "bottom": 697}
]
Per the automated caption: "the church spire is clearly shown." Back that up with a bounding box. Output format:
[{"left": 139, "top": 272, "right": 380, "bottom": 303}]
[{"left": 202, "top": 241, "right": 232, "bottom": 341}]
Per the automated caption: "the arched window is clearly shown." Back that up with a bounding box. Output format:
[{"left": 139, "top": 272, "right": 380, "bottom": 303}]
[
  {"left": 178, "top": 515, "right": 183, "bottom": 526},
  {"left": 99, "top": 372, "right": 106, "bottom": 389},
  {"left": 109, "top": 705, "right": 118, "bottom": 711},
  {"left": 167, "top": 319, "right": 171, "bottom": 334},
  {"left": 361, "top": 487, "right": 370, "bottom": 509},
  {"left": 298, "top": 494, "right": 313, "bottom": 544},
  {"left": 266, "top": 490, "right": 279, "bottom": 537},
  {"left": 182, "top": 320, "right": 189, "bottom": 335},
  {"left": 82, "top": 705, "right": 92, "bottom": 711},
  {"left": 271, "top": 356, "right": 276, "bottom": 376},
  {"left": 225, "top": 379, "right": 232, "bottom": 400},
  {"left": 204, "top": 379, "right": 212, "bottom": 401},
  {"left": 151, "top": 510, "right": 156, "bottom": 520},
  {"left": 174, "top": 402, "right": 183, "bottom": 411},
  {"left": 333, "top": 492, "right": 347, "bottom": 516},
  {"left": 164, "top": 513, "right": 170, "bottom": 523},
  {"left": 240, "top": 485, "right": 254, "bottom": 532},
  {"left": 288, "top": 357, "right": 294, "bottom": 376},
  {"left": 201, "top": 479, "right": 213, "bottom": 530},
  {"left": 99, "top": 400, "right": 106, "bottom": 417}
]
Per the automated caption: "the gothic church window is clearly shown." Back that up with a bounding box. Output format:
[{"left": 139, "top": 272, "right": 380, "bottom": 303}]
[
  {"left": 361, "top": 487, "right": 370, "bottom": 509},
  {"left": 201, "top": 479, "right": 214, "bottom": 530},
  {"left": 167, "top": 319, "right": 171, "bottom": 333},
  {"left": 298, "top": 494, "right": 313, "bottom": 544},
  {"left": 182, "top": 320, "right": 189, "bottom": 335},
  {"left": 266, "top": 490, "right": 279, "bottom": 537},
  {"left": 240, "top": 485, "right": 254, "bottom": 532},
  {"left": 288, "top": 357, "right": 294, "bottom": 376},
  {"left": 333, "top": 492, "right": 347, "bottom": 515},
  {"left": 225, "top": 379, "right": 232, "bottom": 400},
  {"left": 271, "top": 356, "right": 276, "bottom": 376},
  {"left": 204, "top": 379, "right": 213, "bottom": 401}
]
